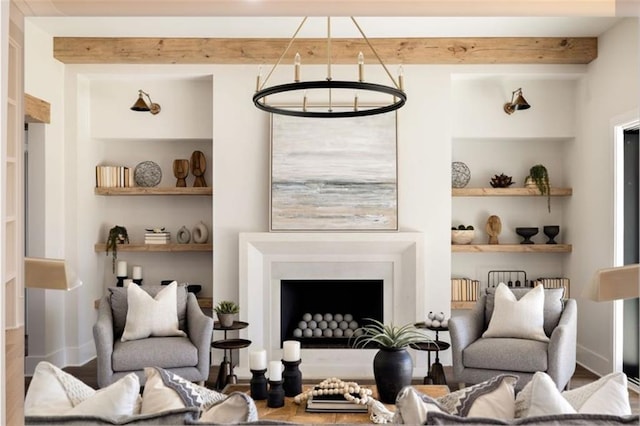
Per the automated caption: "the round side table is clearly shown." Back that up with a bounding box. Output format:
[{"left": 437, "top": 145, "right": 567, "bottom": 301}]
[
  {"left": 414, "top": 323, "right": 450, "bottom": 385},
  {"left": 212, "top": 320, "right": 251, "bottom": 390}
]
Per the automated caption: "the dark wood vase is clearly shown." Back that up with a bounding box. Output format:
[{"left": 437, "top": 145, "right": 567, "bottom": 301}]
[{"left": 373, "top": 347, "right": 413, "bottom": 404}]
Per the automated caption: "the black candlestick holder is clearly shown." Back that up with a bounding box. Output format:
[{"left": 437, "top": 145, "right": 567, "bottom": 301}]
[
  {"left": 250, "top": 368, "right": 268, "bottom": 400},
  {"left": 116, "top": 276, "right": 127, "bottom": 287},
  {"left": 282, "top": 359, "right": 302, "bottom": 397},
  {"left": 133, "top": 279, "right": 143, "bottom": 285},
  {"left": 267, "top": 380, "right": 285, "bottom": 408}
]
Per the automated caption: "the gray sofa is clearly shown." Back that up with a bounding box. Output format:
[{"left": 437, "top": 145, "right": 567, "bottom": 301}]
[
  {"left": 93, "top": 285, "right": 213, "bottom": 388},
  {"left": 449, "top": 287, "right": 577, "bottom": 391}
]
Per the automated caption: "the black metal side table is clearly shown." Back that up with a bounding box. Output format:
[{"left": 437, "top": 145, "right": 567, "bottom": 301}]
[
  {"left": 414, "top": 323, "right": 450, "bottom": 385},
  {"left": 212, "top": 320, "right": 251, "bottom": 390}
]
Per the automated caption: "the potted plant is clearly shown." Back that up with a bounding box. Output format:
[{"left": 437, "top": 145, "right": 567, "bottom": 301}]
[
  {"left": 106, "top": 225, "right": 129, "bottom": 273},
  {"left": 525, "top": 164, "right": 551, "bottom": 213},
  {"left": 352, "top": 319, "right": 429, "bottom": 403},
  {"left": 214, "top": 300, "right": 240, "bottom": 327}
]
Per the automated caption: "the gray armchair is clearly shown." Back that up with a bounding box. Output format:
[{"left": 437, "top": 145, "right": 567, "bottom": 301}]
[
  {"left": 449, "top": 287, "right": 577, "bottom": 391},
  {"left": 93, "top": 285, "right": 213, "bottom": 388}
]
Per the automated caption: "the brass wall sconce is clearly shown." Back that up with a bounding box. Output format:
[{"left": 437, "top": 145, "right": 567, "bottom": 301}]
[
  {"left": 503, "top": 88, "right": 531, "bottom": 115},
  {"left": 130, "top": 89, "right": 161, "bottom": 115}
]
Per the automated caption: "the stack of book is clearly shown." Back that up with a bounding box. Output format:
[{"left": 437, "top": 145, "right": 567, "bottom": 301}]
[
  {"left": 95, "top": 165, "right": 133, "bottom": 188},
  {"left": 305, "top": 390, "right": 368, "bottom": 413},
  {"left": 144, "top": 231, "right": 171, "bottom": 244},
  {"left": 533, "top": 277, "right": 571, "bottom": 298},
  {"left": 451, "top": 278, "right": 480, "bottom": 302}
]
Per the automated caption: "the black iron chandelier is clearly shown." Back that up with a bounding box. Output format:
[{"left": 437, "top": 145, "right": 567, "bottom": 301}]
[{"left": 252, "top": 17, "right": 407, "bottom": 118}]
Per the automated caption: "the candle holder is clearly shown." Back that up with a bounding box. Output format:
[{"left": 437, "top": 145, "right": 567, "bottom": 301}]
[
  {"left": 282, "top": 359, "right": 302, "bottom": 397},
  {"left": 116, "top": 276, "right": 127, "bottom": 287},
  {"left": 133, "top": 279, "right": 143, "bottom": 285},
  {"left": 250, "top": 368, "right": 268, "bottom": 400},
  {"left": 267, "top": 380, "right": 285, "bottom": 408}
]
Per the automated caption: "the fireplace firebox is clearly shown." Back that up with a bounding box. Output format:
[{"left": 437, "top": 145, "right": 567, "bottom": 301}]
[{"left": 280, "top": 279, "right": 383, "bottom": 348}]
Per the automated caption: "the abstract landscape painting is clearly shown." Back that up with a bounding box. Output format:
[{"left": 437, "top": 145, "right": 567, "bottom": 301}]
[{"left": 270, "top": 112, "right": 397, "bottom": 231}]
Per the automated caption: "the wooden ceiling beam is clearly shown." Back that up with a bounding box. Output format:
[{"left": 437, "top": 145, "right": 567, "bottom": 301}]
[{"left": 53, "top": 36, "right": 597, "bottom": 65}]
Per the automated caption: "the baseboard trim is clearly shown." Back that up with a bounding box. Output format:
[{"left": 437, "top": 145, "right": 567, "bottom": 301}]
[
  {"left": 25, "top": 339, "right": 96, "bottom": 376},
  {"left": 576, "top": 343, "right": 611, "bottom": 377}
]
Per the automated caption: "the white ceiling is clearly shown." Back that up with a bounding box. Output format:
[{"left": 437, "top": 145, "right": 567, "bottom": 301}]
[{"left": 18, "top": 0, "right": 630, "bottom": 38}]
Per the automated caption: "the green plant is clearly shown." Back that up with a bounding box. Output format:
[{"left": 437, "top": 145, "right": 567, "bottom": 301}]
[
  {"left": 527, "top": 164, "right": 551, "bottom": 213},
  {"left": 352, "top": 318, "right": 429, "bottom": 349},
  {"left": 106, "top": 225, "right": 129, "bottom": 273},
  {"left": 214, "top": 300, "right": 240, "bottom": 314}
]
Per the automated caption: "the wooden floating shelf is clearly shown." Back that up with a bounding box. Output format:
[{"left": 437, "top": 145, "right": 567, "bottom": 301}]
[
  {"left": 452, "top": 187, "right": 572, "bottom": 197},
  {"left": 451, "top": 301, "right": 476, "bottom": 310},
  {"left": 452, "top": 244, "right": 572, "bottom": 253},
  {"left": 94, "top": 243, "right": 212, "bottom": 252},
  {"left": 95, "top": 187, "right": 212, "bottom": 196}
]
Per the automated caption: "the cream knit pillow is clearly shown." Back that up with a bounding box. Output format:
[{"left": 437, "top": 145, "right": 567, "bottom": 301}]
[{"left": 482, "top": 283, "right": 549, "bottom": 342}]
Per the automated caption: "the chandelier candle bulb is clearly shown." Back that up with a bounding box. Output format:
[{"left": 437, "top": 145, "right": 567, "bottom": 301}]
[
  {"left": 256, "top": 67, "right": 262, "bottom": 92},
  {"left": 283, "top": 340, "right": 301, "bottom": 361},
  {"left": 268, "top": 360, "right": 282, "bottom": 381},
  {"left": 250, "top": 349, "right": 267, "bottom": 370},
  {"left": 294, "top": 53, "right": 301, "bottom": 82},
  {"left": 132, "top": 266, "right": 142, "bottom": 280},
  {"left": 398, "top": 65, "right": 404, "bottom": 91},
  {"left": 116, "top": 261, "right": 127, "bottom": 277},
  {"left": 358, "top": 51, "right": 364, "bottom": 82}
]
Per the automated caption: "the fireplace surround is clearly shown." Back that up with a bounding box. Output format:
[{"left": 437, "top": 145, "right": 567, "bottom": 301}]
[{"left": 238, "top": 232, "right": 425, "bottom": 379}]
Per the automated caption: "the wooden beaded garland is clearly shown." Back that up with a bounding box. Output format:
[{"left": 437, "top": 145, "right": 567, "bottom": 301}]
[{"left": 293, "top": 377, "right": 373, "bottom": 405}]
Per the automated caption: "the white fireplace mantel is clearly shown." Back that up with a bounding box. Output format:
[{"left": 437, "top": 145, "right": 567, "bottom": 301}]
[{"left": 237, "top": 232, "right": 426, "bottom": 379}]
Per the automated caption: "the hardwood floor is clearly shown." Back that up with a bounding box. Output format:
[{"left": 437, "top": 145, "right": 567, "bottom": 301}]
[{"left": 24, "top": 360, "right": 639, "bottom": 415}]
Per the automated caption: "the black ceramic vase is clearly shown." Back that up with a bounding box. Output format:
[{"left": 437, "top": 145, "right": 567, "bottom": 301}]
[{"left": 373, "top": 347, "right": 413, "bottom": 404}]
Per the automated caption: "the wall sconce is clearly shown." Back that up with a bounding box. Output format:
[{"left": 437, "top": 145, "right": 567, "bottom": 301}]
[
  {"left": 25, "top": 257, "right": 83, "bottom": 291},
  {"left": 503, "top": 88, "right": 531, "bottom": 115},
  {"left": 130, "top": 89, "right": 161, "bottom": 115}
]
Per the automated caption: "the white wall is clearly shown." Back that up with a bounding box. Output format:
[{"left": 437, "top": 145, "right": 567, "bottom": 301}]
[
  {"left": 23, "top": 18, "right": 639, "bottom": 376},
  {"left": 568, "top": 17, "right": 639, "bottom": 376}
]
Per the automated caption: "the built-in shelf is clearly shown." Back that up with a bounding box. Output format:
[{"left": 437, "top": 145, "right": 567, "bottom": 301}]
[
  {"left": 452, "top": 187, "right": 572, "bottom": 197},
  {"left": 94, "top": 243, "right": 212, "bottom": 252},
  {"left": 452, "top": 244, "right": 572, "bottom": 253},
  {"left": 451, "top": 301, "right": 476, "bottom": 310},
  {"left": 95, "top": 187, "right": 212, "bottom": 196}
]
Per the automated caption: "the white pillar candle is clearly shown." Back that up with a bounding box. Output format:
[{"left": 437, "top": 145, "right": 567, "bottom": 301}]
[
  {"left": 250, "top": 349, "right": 267, "bottom": 371},
  {"left": 268, "top": 360, "right": 282, "bottom": 381},
  {"left": 117, "top": 261, "right": 127, "bottom": 277},
  {"left": 283, "top": 340, "right": 301, "bottom": 361},
  {"left": 132, "top": 266, "right": 142, "bottom": 279}
]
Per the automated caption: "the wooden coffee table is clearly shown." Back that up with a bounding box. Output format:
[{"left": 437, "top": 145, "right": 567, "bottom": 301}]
[{"left": 223, "top": 383, "right": 449, "bottom": 424}]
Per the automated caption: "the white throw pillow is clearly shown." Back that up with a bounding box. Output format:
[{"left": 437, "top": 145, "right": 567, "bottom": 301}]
[
  {"left": 515, "top": 372, "right": 576, "bottom": 418},
  {"left": 25, "top": 361, "right": 95, "bottom": 415},
  {"left": 25, "top": 361, "right": 141, "bottom": 419},
  {"left": 121, "top": 281, "right": 186, "bottom": 342},
  {"left": 393, "top": 386, "right": 444, "bottom": 424},
  {"left": 141, "top": 367, "right": 226, "bottom": 415},
  {"left": 482, "top": 283, "right": 549, "bottom": 342},
  {"left": 68, "top": 373, "right": 141, "bottom": 418},
  {"left": 562, "top": 372, "right": 631, "bottom": 415},
  {"left": 199, "top": 392, "right": 259, "bottom": 423}
]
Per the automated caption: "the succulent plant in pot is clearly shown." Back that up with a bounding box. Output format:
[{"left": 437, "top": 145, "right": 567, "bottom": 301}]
[
  {"left": 525, "top": 164, "right": 551, "bottom": 213},
  {"left": 214, "top": 300, "right": 240, "bottom": 328},
  {"left": 106, "top": 225, "right": 129, "bottom": 273},
  {"left": 352, "top": 319, "right": 430, "bottom": 403}
]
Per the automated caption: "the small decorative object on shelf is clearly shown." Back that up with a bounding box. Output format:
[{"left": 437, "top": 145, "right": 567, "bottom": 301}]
[
  {"left": 489, "top": 173, "right": 514, "bottom": 188},
  {"left": 515, "top": 227, "right": 539, "bottom": 244},
  {"left": 134, "top": 160, "right": 162, "bottom": 187},
  {"left": 451, "top": 161, "right": 471, "bottom": 188},
  {"left": 543, "top": 225, "right": 560, "bottom": 244},
  {"left": 190, "top": 150, "right": 207, "bottom": 187},
  {"left": 176, "top": 226, "right": 191, "bottom": 244},
  {"left": 451, "top": 224, "right": 474, "bottom": 245},
  {"left": 214, "top": 300, "right": 239, "bottom": 327},
  {"left": 485, "top": 215, "right": 502, "bottom": 244},
  {"left": 106, "top": 225, "right": 129, "bottom": 273},
  {"left": 192, "top": 221, "right": 209, "bottom": 244},
  {"left": 524, "top": 164, "right": 551, "bottom": 212},
  {"left": 173, "top": 159, "right": 189, "bottom": 187},
  {"left": 144, "top": 227, "right": 170, "bottom": 245}
]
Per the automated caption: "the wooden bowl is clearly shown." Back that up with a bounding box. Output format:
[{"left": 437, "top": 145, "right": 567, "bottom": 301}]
[{"left": 451, "top": 230, "right": 475, "bottom": 245}]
